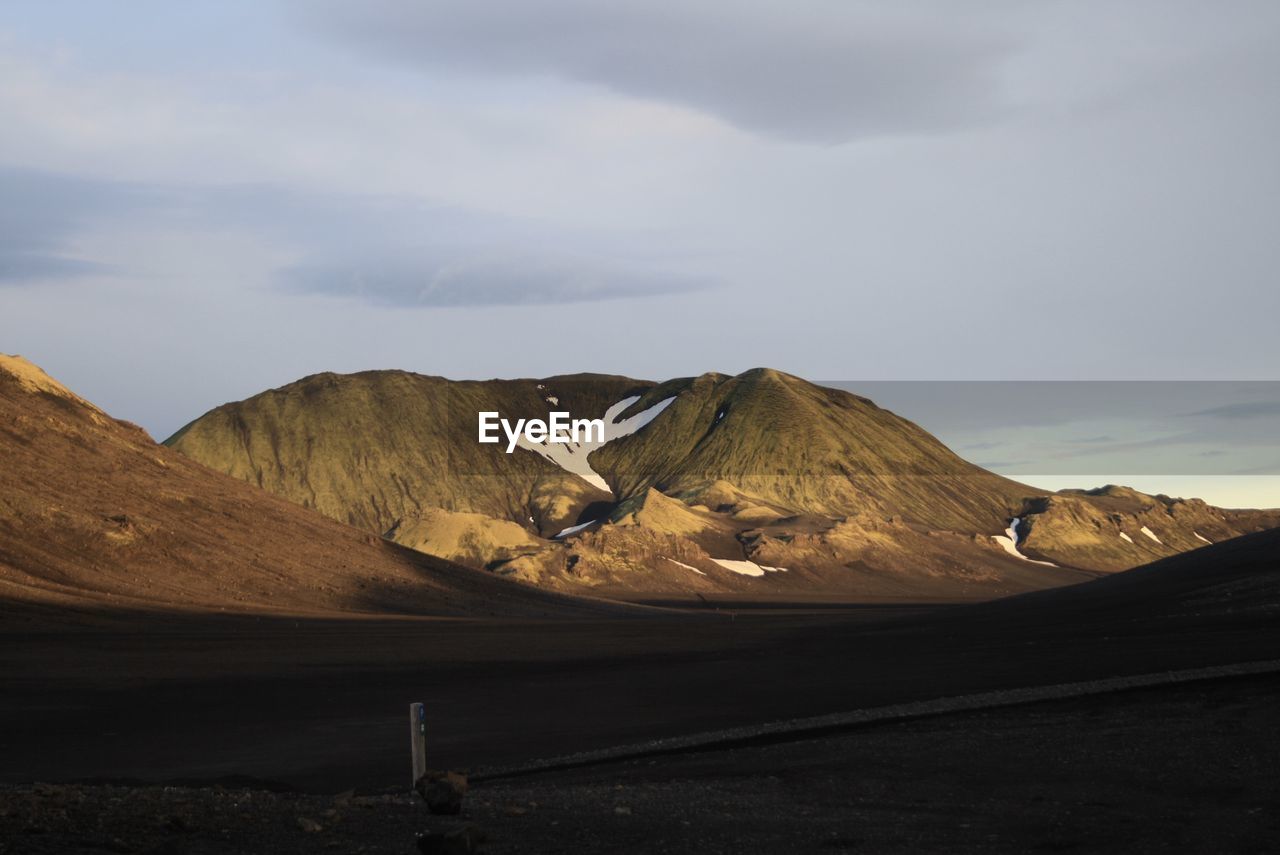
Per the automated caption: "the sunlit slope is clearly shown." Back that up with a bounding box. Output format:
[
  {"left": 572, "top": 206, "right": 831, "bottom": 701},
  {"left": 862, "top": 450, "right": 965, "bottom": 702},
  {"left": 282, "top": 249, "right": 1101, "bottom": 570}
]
[
  {"left": 166, "top": 370, "right": 651, "bottom": 536},
  {"left": 0, "top": 355, "right": 620, "bottom": 621},
  {"left": 164, "top": 365, "right": 1279, "bottom": 596},
  {"left": 593, "top": 368, "right": 1033, "bottom": 532}
]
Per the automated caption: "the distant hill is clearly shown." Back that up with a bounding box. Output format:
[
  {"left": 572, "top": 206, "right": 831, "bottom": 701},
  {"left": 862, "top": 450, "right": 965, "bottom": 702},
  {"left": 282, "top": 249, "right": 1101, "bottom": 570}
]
[
  {"left": 981, "top": 525, "right": 1280, "bottom": 624},
  {"left": 165, "top": 367, "right": 1280, "bottom": 601},
  {"left": 0, "top": 355, "right": 622, "bottom": 624}
]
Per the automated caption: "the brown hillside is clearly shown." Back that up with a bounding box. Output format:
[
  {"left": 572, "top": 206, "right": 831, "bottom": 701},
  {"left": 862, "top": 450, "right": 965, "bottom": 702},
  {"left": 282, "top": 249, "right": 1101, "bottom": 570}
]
[{"left": 0, "top": 355, "right": 621, "bottom": 622}]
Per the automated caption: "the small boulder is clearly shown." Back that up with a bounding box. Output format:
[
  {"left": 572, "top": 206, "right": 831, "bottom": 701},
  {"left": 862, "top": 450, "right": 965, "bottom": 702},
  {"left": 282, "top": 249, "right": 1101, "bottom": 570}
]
[{"left": 415, "top": 770, "right": 469, "bottom": 816}]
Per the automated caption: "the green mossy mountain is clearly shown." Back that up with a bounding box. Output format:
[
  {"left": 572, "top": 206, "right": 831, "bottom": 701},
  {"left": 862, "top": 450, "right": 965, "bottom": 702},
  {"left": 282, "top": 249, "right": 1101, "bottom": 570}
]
[
  {"left": 165, "top": 367, "right": 1280, "bottom": 599},
  {"left": 166, "top": 370, "right": 650, "bottom": 536},
  {"left": 592, "top": 368, "right": 1032, "bottom": 532}
]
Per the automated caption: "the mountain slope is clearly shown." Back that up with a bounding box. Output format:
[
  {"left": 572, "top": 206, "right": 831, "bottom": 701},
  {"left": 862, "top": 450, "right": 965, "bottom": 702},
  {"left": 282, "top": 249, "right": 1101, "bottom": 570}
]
[
  {"left": 1015, "top": 485, "right": 1280, "bottom": 571},
  {"left": 981, "top": 526, "right": 1280, "bottom": 623},
  {"left": 166, "top": 370, "right": 650, "bottom": 536},
  {"left": 164, "top": 366, "right": 1278, "bottom": 599},
  {"left": 0, "top": 355, "right": 621, "bottom": 622},
  {"left": 593, "top": 368, "right": 1034, "bottom": 532}
]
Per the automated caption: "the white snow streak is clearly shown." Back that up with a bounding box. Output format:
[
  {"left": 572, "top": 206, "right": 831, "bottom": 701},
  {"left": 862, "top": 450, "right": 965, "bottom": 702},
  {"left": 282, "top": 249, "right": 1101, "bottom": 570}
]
[
  {"left": 554, "top": 519, "right": 598, "bottom": 538},
  {"left": 518, "top": 394, "right": 675, "bottom": 495},
  {"left": 663, "top": 557, "right": 706, "bottom": 576},
  {"left": 991, "top": 517, "right": 1057, "bottom": 566},
  {"left": 1140, "top": 526, "right": 1163, "bottom": 544},
  {"left": 710, "top": 558, "right": 787, "bottom": 577},
  {"left": 1120, "top": 532, "right": 1134, "bottom": 543},
  {"left": 1194, "top": 531, "right": 1213, "bottom": 545}
]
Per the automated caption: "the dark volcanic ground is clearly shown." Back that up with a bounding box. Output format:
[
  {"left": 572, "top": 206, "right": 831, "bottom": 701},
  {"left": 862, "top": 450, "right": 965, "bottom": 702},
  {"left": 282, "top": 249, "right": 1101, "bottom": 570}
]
[
  {"left": 4, "top": 529, "right": 1279, "bottom": 850},
  {"left": 3, "top": 672, "right": 1277, "bottom": 854},
  {"left": 2, "top": 590, "right": 1277, "bottom": 792}
]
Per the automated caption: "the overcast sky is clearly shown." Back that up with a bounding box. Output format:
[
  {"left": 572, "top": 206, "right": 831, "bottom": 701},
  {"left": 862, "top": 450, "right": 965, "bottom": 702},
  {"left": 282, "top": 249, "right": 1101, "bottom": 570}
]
[{"left": 2, "top": 2, "right": 1278, "bottom": 502}]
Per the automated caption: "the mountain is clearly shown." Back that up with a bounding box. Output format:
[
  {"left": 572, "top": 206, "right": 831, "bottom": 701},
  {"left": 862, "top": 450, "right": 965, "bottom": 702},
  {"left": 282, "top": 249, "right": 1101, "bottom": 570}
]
[
  {"left": 981, "top": 525, "right": 1280, "bottom": 624},
  {"left": 0, "top": 355, "right": 622, "bottom": 624},
  {"left": 165, "top": 370, "right": 651, "bottom": 536},
  {"left": 165, "top": 367, "right": 1280, "bottom": 600},
  {"left": 592, "top": 368, "right": 1030, "bottom": 530},
  {"left": 1015, "top": 484, "right": 1280, "bottom": 571}
]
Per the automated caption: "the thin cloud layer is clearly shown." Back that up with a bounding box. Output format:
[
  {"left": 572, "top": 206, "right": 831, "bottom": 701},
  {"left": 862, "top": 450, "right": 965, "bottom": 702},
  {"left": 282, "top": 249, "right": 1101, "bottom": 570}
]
[
  {"left": 302, "top": 0, "right": 1014, "bottom": 143},
  {"left": 282, "top": 254, "right": 709, "bottom": 307},
  {"left": 1186, "top": 401, "right": 1280, "bottom": 420},
  {"left": 0, "top": 166, "right": 708, "bottom": 307},
  {"left": 0, "top": 168, "right": 119, "bottom": 284}
]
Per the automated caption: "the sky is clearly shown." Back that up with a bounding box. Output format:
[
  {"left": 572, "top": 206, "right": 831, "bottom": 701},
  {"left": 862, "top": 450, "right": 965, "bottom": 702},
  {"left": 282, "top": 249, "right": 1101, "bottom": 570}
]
[{"left": 2, "top": 2, "right": 1278, "bottom": 504}]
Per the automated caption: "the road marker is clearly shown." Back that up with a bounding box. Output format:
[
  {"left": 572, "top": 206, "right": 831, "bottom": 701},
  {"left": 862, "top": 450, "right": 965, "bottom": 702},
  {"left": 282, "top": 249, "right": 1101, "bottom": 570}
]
[{"left": 410, "top": 702, "right": 426, "bottom": 787}]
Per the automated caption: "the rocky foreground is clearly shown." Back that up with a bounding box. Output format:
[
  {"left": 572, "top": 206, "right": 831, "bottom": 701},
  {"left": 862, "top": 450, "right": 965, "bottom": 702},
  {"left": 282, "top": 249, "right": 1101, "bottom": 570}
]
[{"left": 4, "top": 673, "right": 1277, "bottom": 854}]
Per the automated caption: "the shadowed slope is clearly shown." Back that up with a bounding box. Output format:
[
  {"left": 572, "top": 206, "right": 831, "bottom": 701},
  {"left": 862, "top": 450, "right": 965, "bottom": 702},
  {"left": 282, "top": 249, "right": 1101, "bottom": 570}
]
[{"left": 987, "top": 526, "right": 1280, "bottom": 621}]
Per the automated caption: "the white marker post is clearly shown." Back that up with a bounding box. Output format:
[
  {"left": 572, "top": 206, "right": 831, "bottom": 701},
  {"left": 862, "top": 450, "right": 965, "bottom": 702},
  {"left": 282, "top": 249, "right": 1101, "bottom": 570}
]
[{"left": 409, "top": 702, "right": 427, "bottom": 788}]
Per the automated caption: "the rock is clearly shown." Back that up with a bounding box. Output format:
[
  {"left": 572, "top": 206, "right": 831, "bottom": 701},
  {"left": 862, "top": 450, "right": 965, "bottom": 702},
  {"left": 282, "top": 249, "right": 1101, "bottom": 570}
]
[
  {"left": 296, "top": 816, "right": 323, "bottom": 833},
  {"left": 415, "top": 823, "right": 486, "bottom": 854},
  {"left": 415, "top": 771, "right": 469, "bottom": 816},
  {"left": 614, "top": 805, "right": 632, "bottom": 816}
]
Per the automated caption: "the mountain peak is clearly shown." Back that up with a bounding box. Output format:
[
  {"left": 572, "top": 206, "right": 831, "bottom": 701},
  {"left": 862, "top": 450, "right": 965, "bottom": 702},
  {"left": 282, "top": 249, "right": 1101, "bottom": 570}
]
[
  {"left": 0, "top": 354, "right": 100, "bottom": 411},
  {"left": 740, "top": 366, "right": 787, "bottom": 378}
]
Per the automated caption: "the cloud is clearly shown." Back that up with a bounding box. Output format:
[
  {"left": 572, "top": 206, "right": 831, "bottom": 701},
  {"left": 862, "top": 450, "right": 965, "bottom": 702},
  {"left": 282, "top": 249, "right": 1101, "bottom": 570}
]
[
  {"left": 1227, "top": 461, "right": 1280, "bottom": 475},
  {"left": 0, "top": 164, "right": 710, "bottom": 306},
  {"left": 1186, "top": 401, "right": 1280, "bottom": 419},
  {"left": 0, "top": 167, "right": 121, "bottom": 284},
  {"left": 281, "top": 252, "right": 711, "bottom": 307},
  {"left": 299, "top": 0, "right": 1014, "bottom": 143}
]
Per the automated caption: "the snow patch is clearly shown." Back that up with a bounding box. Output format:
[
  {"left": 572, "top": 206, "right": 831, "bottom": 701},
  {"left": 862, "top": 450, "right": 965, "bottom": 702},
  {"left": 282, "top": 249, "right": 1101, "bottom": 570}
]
[
  {"left": 1140, "top": 526, "right": 1163, "bottom": 544},
  {"left": 554, "top": 519, "right": 598, "bottom": 539},
  {"left": 663, "top": 557, "right": 706, "bottom": 576},
  {"left": 1194, "top": 531, "right": 1213, "bottom": 545},
  {"left": 990, "top": 517, "right": 1057, "bottom": 566},
  {"left": 710, "top": 558, "right": 787, "bottom": 577},
  {"left": 517, "top": 394, "right": 675, "bottom": 496},
  {"left": 1119, "top": 532, "right": 1134, "bottom": 544}
]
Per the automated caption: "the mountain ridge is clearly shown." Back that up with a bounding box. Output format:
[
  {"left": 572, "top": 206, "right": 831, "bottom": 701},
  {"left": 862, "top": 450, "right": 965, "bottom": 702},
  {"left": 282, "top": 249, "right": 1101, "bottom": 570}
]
[
  {"left": 0, "top": 354, "right": 629, "bottom": 623},
  {"left": 163, "top": 365, "right": 1280, "bottom": 600}
]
